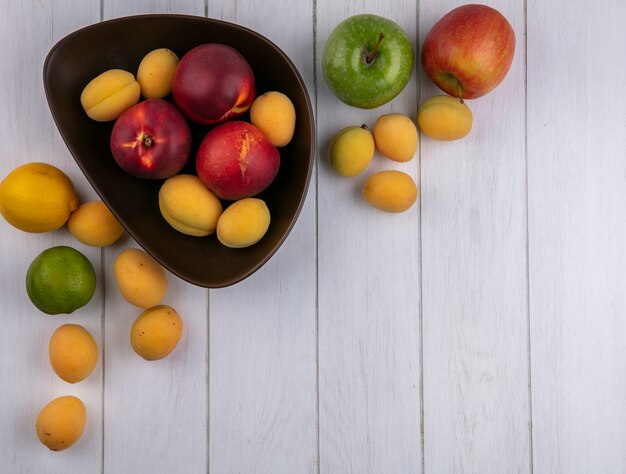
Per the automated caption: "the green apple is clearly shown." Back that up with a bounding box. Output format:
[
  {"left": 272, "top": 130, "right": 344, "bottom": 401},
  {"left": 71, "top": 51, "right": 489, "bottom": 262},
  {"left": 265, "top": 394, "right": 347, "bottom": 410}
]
[{"left": 322, "top": 14, "right": 414, "bottom": 109}]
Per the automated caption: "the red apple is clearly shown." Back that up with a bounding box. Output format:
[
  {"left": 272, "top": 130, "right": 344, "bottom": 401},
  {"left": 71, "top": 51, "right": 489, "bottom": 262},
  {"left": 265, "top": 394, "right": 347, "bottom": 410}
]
[
  {"left": 196, "top": 121, "right": 280, "bottom": 201},
  {"left": 421, "top": 4, "right": 515, "bottom": 100},
  {"left": 110, "top": 99, "right": 191, "bottom": 179},
  {"left": 172, "top": 43, "right": 256, "bottom": 125}
]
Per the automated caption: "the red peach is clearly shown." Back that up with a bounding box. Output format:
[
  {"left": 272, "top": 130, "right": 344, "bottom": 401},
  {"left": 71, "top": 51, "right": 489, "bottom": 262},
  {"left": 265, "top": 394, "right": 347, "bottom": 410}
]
[
  {"left": 172, "top": 43, "right": 256, "bottom": 125},
  {"left": 196, "top": 121, "right": 280, "bottom": 201},
  {"left": 110, "top": 99, "right": 191, "bottom": 179}
]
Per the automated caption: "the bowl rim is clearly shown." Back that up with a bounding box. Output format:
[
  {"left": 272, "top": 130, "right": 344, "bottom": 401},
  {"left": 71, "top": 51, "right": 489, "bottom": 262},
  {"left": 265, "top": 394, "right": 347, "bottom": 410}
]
[{"left": 43, "top": 13, "right": 316, "bottom": 289}]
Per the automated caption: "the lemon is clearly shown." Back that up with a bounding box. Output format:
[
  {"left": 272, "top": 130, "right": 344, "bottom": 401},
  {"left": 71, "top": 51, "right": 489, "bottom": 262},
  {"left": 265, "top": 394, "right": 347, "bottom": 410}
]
[
  {"left": 26, "top": 246, "right": 96, "bottom": 315},
  {"left": 68, "top": 201, "right": 124, "bottom": 247},
  {"left": 0, "top": 162, "right": 79, "bottom": 233}
]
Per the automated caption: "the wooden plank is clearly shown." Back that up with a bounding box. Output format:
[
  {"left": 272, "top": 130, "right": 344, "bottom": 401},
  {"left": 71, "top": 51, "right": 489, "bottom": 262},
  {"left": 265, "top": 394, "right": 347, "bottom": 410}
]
[
  {"left": 100, "top": 2, "right": 209, "bottom": 474},
  {"left": 0, "top": 1, "right": 102, "bottom": 472},
  {"left": 206, "top": 3, "right": 319, "bottom": 474},
  {"left": 315, "top": 2, "right": 422, "bottom": 473},
  {"left": 418, "top": 1, "right": 530, "bottom": 472},
  {"left": 527, "top": 0, "right": 626, "bottom": 472}
]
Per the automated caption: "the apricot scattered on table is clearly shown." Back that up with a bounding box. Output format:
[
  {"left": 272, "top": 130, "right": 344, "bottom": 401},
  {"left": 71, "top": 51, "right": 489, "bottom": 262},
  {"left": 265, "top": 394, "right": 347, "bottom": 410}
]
[
  {"left": 137, "top": 48, "right": 179, "bottom": 99},
  {"left": 217, "top": 198, "right": 270, "bottom": 248},
  {"left": 114, "top": 248, "right": 167, "bottom": 308},
  {"left": 362, "top": 170, "right": 418, "bottom": 213},
  {"left": 35, "top": 395, "right": 86, "bottom": 451},
  {"left": 159, "top": 174, "right": 223, "bottom": 237},
  {"left": 68, "top": 201, "right": 124, "bottom": 247},
  {"left": 130, "top": 305, "right": 183, "bottom": 361},
  {"left": 250, "top": 91, "right": 296, "bottom": 147},
  {"left": 328, "top": 125, "right": 375, "bottom": 177},
  {"left": 417, "top": 95, "right": 473, "bottom": 140},
  {"left": 80, "top": 69, "right": 140, "bottom": 122},
  {"left": 49, "top": 324, "right": 98, "bottom": 384},
  {"left": 373, "top": 113, "right": 418, "bottom": 162}
]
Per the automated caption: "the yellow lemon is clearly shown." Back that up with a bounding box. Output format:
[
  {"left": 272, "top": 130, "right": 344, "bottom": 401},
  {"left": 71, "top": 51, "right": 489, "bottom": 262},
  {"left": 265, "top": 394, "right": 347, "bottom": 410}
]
[
  {"left": 0, "top": 162, "right": 79, "bottom": 233},
  {"left": 68, "top": 201, "right": 124, "bottom": 247}
]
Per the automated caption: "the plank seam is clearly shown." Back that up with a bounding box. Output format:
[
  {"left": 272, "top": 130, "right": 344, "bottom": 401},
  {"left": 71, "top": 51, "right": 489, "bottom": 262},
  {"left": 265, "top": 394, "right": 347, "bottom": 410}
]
[
  {"left": 312, "top": 0, "right": 321, "bottom": 472},
  {"left": 416, "top": 1, "right": 425, "bottom": 472},
  {"left": 523, "top": 0, "right": 534, "bottom": 472}
]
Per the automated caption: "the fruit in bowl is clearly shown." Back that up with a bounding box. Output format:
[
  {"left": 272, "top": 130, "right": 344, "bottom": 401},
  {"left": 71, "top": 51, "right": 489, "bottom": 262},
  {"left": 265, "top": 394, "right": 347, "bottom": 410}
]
[
  {"left": 196, "top": 121, "right": 280, "bottom": 201},
  {"left": 110, "top": 98, "right": 192, "bottom": 179},
  {"left": 43, "top": 14, "right": 314, "bottom": 287},
  {"left": 172, "top": 43, "right": 256, "bottom": 125}
]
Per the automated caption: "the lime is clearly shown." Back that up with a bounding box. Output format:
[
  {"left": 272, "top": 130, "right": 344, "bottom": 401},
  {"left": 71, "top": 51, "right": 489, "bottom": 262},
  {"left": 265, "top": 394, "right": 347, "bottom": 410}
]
[{"left": 26, "top": 246, "right": 96, "bottom": 315}]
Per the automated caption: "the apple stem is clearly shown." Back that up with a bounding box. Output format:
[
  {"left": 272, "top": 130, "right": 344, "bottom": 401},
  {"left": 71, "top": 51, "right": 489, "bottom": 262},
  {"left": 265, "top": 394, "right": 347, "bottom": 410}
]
[
  {"left": 143, "top": 134, "right": 154, "bottom": 147},
  {"left": 457, "top": 83, "right": 464, "bottom": 104},
  {"left": 365, "top": 33, "right": 385, "bottom": 64}
]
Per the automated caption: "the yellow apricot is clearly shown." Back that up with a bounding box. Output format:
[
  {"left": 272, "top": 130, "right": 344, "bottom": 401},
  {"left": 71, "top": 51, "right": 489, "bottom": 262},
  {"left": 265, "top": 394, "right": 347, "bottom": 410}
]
[
  {"left": 80, "top": 69, "right": 140, "bottom": 122},
  {"left": 114, "top": 248, "right": 167, "bottom": 308},
  {"left": 250, "top": 91, "right": 296, "bottom": 147},
  {"left": 137, "top": 48, "right": 179, "bottom": 99},
  {"left": 328, "top": 125, "right": 375, "bottom": 177},
  {"left": 373, "top": 113, "right": 418, "bottom": 162},
  {"left": 217, "top": 198, "right": 270, "bottom": 248},
  {"left": 36, "top": 396, "right": 86, "bottom": 451},
  {"left": 49, "top": 324, "right": 98, "bottom": 383},
  {"left": 362, "top": 170, "right": 418, "bottom": 213},
  {"left": 68, "top": 201, "right": 124, "bottom": 247},
  {"left": 158, "top": 174, "right": 222, "bottom": 237},
  {"left": 131, "top": 305, "right": 183, "bottom": 361},
  {"left": 417, "top": 95, "right": 473, "bottom": 140}
]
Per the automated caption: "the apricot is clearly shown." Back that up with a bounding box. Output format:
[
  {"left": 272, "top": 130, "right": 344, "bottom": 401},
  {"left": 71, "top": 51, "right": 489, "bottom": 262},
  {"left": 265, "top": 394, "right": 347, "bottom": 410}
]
[
  {"left": 217, "top": 198, "right": 270, "bottom": 248},
  {"left": 373, "top": 113, "right": 418, "bottom": 162},
  {"left": 49, "top": 324, "right": 98, "bottom": 383},
  {"left": 250, "top": 91, "right": 296, "bottom": 147},
  {"left": 159, "top": 174, "right": 223, "bottom": 237},
  {"left": 68, "top": 201, "right": 124, "bottom": 247},
  {"left": 417, "top": 95, "right": 473, "bottom": 140},
  {"left": 137, "top": 48, "right": 179, "bottom": 99},
  {"left": 36, "top": 396, "right": 86, "bottom": 451},
  {"left": 131, "top": 305, "right": 183, "bottom": 361},
  {"left": 80, "top": 69, "right": 140, "bottom": 122},
  {"left": 114, "top": 248, "right": 167, "bottom": 308},
  {"left": 362, "top": 170, "right": 418, "bottom": 213},
  {"left": 328, "top": 125, "right": 375, "bottom": 177}
]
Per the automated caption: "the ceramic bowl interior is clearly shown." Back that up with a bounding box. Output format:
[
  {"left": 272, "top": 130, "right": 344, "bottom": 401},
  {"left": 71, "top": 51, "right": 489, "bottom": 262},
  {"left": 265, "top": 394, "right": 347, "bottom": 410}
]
[{"left": 44, "top": 14, "right": 314, "bottom": 288}]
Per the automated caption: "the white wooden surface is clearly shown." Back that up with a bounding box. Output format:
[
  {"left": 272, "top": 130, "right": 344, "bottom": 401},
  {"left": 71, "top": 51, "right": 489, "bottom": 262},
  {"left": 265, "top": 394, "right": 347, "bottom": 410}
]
[{"left": 0, "top": 1, "right": 624, "bottom": 473}]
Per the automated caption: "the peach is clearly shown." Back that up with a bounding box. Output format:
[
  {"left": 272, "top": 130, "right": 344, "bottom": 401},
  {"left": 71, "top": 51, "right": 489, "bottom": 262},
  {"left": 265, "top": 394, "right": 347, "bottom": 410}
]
[
  {"left": 196, "top": 121, "right": 280, "bottom": 201},
  {"left": 80, "top": 69, "right": 140, "bottom": 122},
  {"left": 172, "top": 43, "right": 255, "bottom": 125}
]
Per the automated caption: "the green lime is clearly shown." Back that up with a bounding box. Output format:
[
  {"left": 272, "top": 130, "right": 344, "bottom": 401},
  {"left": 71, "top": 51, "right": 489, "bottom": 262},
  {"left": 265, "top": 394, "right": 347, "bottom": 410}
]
[{"left": 26, "top": 246, "right": 96, "bottom": 315}]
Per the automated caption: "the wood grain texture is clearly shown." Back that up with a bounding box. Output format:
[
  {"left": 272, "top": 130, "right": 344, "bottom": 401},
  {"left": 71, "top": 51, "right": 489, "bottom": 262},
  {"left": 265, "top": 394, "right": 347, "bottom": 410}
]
[
  {"left": 527, "top": 0, "right": 626, "bottom": 472},
  {"left": 100, "top": 2, "right": 209, "bottom": 474},
  {"left": 0, "top": 1, "right": 101, "bottom": 472},
  {"left": 206, "top": 2, "right": 319, "bottom": 473},
  {"left": 316, "top": 2, "right": 422, "bottom": 473},
  {"left": 419, "top": 1, "right": 530, "bottom": 472}
]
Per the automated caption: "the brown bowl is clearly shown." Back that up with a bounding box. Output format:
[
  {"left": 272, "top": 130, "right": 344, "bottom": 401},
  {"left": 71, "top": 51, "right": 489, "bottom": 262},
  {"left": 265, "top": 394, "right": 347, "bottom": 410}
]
[{"left": 43, "top": 14, "right": 315, "bottom": 288}]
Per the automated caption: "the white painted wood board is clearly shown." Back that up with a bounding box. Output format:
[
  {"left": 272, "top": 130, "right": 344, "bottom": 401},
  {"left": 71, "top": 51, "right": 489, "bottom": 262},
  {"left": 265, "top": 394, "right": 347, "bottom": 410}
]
[{"left": 0, "top": 0, "right": 625, "bottom": 473}]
